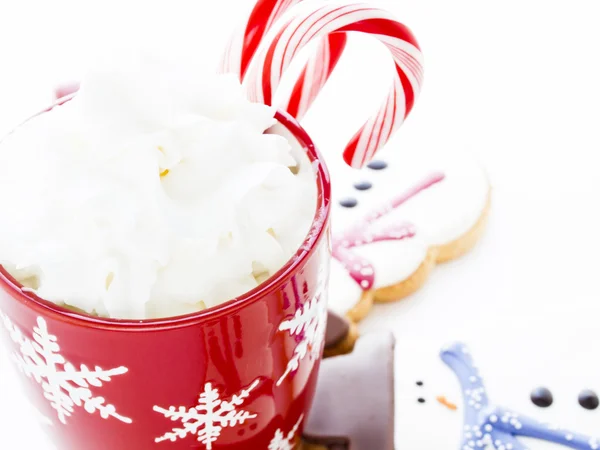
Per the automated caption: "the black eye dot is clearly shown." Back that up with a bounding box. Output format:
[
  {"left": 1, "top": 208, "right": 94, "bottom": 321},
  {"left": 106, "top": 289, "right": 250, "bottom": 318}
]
[
  {"left": 578, "top": 390, "right": 599, "bottom": 410},
  {"left": 417, "top": 397, "right": 426, "bottom": 404},
  {"left": 530, "top": 387, "right": 553, "bottom": 408},
  {"left": 339, "top": 197, "right": 358, "bottom": 208},
  {"left": 353, "top": 181, "right": 373, "bottom": 191},
  {"left": 416, "top": 381, "right": 424, "bottom": 387},
  {"left": 367, "top": 160, "right": 388, "bottom": 170}
]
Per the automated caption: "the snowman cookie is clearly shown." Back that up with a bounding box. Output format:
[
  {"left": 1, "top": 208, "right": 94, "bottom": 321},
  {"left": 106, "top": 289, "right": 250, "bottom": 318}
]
[
  {"left": 394, "top": 341, "right": 600, "bottom": 450},
  {"left": 328, "top": 146, "right": 491, "bottom": 322}
]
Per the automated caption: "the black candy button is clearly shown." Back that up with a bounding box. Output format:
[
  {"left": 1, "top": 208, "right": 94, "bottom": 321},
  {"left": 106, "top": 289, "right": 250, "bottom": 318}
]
[
  {"left": 416, "top": 381, "right": 424, "bottom": 387},
  {"left": 578, "top": 390, "right": 599, "bottom": 410},
  {"left": 353, "top": 181, "right": 373, "bottom": 191},
  {"left": 417, "top": 398, "right": 425, "bottom": 404},
  {"left": 366, "top": 160, "right": 388, "bottom": 170},
  {"left": 530, "top": 387, "right": 553, "bottom": 408},
  {"left": 339, "top": 197, "right": 358, "bottom": 208}
]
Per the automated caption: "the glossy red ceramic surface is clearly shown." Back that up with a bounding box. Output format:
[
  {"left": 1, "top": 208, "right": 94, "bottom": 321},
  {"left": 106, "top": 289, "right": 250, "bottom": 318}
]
[{"left": 0, "top": 106, "right": 331, "bottom": 450}]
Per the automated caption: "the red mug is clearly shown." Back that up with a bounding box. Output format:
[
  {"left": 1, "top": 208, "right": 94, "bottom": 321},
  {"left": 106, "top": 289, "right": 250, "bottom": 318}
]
[{"left": 0, "top": 103, "right": 331, "bottom": 450}]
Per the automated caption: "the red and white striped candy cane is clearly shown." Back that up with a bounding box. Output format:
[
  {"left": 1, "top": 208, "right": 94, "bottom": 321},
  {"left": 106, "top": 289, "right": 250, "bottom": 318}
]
[
  {"left": 220, "top": 0, "right": 346, "bottom": 121},
  {"left": 245, "top": 3, "right": 424, "bottom": 168},
  {"left": 220, "top": 0, "right": 301, "bottom": 79}
]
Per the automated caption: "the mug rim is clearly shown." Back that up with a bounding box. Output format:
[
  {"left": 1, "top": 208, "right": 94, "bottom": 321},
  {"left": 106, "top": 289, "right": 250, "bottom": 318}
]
[{"left": 0, "top": 101, "right": 331, "bottom": 331}]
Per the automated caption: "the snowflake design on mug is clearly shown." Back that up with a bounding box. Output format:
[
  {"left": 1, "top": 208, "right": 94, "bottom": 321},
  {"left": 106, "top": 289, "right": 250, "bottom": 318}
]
[
  {"left": 277, "top": 245, "right": 329, "bottom": 386},
  {"left": 0, "top": 312, "right": 131, "bottom": 425},
  {"left": 268, "top": 414, "right": 304, "bottom": 450},
  {"left": 153, "top": 379, "right": 260, "bottom": 449}
]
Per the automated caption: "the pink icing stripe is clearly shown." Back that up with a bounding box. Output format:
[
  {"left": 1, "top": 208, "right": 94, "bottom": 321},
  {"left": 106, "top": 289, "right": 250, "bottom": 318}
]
[
  {"left": 331, "top": 222, "right": 415, "bottom": 291},
  {"left": 332, "top": 171, "right": 446, "bottom": 291},
  {"left": 335, "top": 222, "right": 415, "bottom": 249},
  {"left": 361, "top": 171, "right": 445, "bottom": 225},
  {"left": 332, "top": 223, "right": 415, "bottom": 291},
  {"left": 332, "top": 245, "right": 375, "bottom": 290}
]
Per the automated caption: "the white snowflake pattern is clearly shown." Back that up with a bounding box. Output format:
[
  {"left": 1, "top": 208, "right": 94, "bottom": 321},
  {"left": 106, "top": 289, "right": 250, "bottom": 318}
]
[
  {"left": 153, "top": 378, "right": 260, "bottom": 449},
  {"left": 268, "top": 414, "right": 304, "bottom": 450},
  {"left": 277, "top": 250, "right": 329, "bottom": 386},
  {"left": 0, "top": 312, "right": 131, "bottom": 425}
]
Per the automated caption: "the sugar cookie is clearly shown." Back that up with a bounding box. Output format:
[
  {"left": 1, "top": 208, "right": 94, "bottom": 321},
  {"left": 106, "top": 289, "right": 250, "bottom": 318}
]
[
  {"left": 328, "top": 147, "right": 490, "bottom": 319},
  {"left": 323, "top": 310, "right": 359, "bottom": 358}
]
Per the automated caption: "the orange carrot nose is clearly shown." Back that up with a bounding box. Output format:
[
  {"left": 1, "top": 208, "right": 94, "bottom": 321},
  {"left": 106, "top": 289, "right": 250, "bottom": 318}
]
[{"left": 437, "top": 395, "right": 458, "bottom": 411}]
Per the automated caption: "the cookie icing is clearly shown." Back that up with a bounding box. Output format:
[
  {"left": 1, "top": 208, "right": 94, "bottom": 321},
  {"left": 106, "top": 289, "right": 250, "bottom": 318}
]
[
  {"left": 443, "top": 343, "right": 600, "bottom": 450},
  {"left": 578, "top": 391, "right": 599, "bottom": 411},
  {"left": 327, "top": 147, "right": 490, "bottom": 316},
  {"left": 329, "top": 172, "right": 443, "bottom": 294},
  {"left": 330, "top": 148, "right": 490, "bottom": 244},
  {"left": 328, "top": 257, "right": 366, "bottom": 317},
  {"left": 332, "top": 245, "right": 376, "bottom": 291}
]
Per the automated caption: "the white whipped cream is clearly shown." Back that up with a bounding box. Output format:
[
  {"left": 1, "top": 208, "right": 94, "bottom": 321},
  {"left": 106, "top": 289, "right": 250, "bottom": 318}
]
[{"left": 0, "top": 56, "right": 317, "bottom": 319}]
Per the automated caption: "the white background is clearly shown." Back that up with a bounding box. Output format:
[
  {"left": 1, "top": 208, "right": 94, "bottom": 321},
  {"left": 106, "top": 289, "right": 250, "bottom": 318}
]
[{"left": 1, "top": 0, "right": 600, "bottom": 448}]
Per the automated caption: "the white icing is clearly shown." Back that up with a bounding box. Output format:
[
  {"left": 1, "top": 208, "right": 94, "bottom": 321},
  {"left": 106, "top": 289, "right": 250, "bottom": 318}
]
[
  {"left": 368, "top": 151, "right": 489, "bottom": 246},
  {"left": 330, "top": 147, "right": 489, "bottom": 243},
  {"left": 325, "top": 145, "right": 489, "bottom": 315},
  {"left": 352, "top": 239, "right": 428, "bottom": 288},
  {"left": 393, "top": 339, "right": 464, "bottom": 449},
  {"left": 0, "top": 55, "right": 317, "bottom": 319},
  {"left": 327, "top": 258, "right": 364, "bottom": 316}
]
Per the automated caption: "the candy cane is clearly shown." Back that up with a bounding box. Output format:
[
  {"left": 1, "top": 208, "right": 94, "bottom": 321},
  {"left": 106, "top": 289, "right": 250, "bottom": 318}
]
[
  {"left": 220, "top": 0, "right": 347, "bottom": 121},
  {"left": 279, "top": 33, "right": 346, "bottom": 120},
  {"left": 221, "top": 0, "right": 301, "bottom": 79},
  {"left": 245, "top": 3, "right": 424, "bottom": 168}
]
